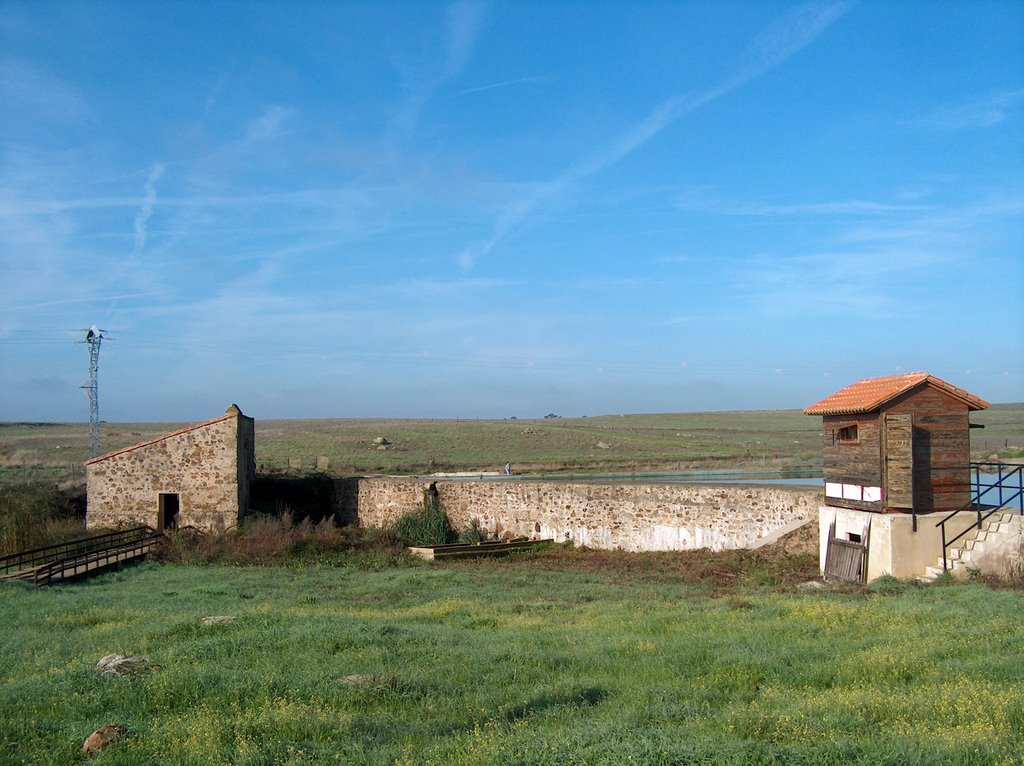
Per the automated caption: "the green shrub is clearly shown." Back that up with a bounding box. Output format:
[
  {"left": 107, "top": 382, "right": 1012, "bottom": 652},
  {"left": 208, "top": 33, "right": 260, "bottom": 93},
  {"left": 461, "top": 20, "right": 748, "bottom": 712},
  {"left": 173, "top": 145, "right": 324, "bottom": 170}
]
[
  {"left": 458, "top": 518, "right": 487, "bottom": 544},
  {"left": 868, "top": 574, "right": 914, "bottom": 595},
  {"left": 0, "top": 482, "right": 82, "bottom": 555},
  {"left": 392, "top": 506, "right": 455, "bottom": 547}
]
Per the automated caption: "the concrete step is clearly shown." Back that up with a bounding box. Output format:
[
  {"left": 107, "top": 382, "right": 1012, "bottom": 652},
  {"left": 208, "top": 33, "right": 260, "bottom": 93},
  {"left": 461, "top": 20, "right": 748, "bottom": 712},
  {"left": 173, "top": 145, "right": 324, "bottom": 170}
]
[
  {"left": 923, "top": 560, "right": 970, "bottom": 581},
  {"left": 985, "top": 519, "right": 1011, "bottom": 532},
  {"left": 929, "top": 511, "right": 1022, "bottom": 581},
  {"left": 923, "top": 565, "right": 946, "bottom": 580}
]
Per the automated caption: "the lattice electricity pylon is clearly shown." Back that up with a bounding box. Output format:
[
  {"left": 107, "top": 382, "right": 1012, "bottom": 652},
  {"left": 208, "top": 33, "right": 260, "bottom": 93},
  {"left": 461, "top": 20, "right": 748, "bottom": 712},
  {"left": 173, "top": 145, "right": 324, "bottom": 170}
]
[{"left": 81, "top": 326, "right": 104, "bottom": 458}]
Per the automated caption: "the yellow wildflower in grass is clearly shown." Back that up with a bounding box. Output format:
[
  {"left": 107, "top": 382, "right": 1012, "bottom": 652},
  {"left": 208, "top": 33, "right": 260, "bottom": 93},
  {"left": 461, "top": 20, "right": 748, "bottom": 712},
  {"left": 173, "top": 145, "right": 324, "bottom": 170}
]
[
  {"left": 732, "top": 673, "right": 1024, "bottom": 756},
  {"left": 406, "top": 597, "right": 477, "bottom": 619},
  {"left": 841, "top": 641, "right": 935, "bottom": 685},
  {"left": 616, "top": 638, "right": 658, "bottom": 656}
]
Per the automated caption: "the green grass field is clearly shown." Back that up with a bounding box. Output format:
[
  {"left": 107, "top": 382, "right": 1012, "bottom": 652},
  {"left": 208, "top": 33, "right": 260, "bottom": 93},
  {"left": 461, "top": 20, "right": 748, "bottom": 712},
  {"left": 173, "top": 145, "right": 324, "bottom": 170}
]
[
  {"left": 2, "top": 404, "right": 1022, "bottom": 483},
  {"left": 2, "top": 556, "right": 1022, "bottom": 765}
]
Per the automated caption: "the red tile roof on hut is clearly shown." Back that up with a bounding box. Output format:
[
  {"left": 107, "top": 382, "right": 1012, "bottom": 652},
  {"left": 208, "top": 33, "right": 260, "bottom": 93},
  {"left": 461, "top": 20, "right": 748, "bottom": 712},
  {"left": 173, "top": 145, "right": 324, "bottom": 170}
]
[{"left": 803, "top": 372, "right": 990, "bottom": 416}]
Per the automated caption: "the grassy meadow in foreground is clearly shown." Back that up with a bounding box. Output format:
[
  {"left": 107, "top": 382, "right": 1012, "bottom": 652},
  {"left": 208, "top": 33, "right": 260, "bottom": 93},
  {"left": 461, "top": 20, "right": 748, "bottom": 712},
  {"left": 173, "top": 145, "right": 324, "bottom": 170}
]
[
  {"left": 1, "top": 558, "right": 1022, "bottom": 765},
  {"left": 2, "top": 403, "right": 1022, "bottom": 483}
]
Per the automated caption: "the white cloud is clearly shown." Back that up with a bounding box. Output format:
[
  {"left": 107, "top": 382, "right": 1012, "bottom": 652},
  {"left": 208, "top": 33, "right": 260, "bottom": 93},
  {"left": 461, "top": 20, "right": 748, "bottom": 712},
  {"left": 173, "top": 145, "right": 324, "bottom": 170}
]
[
  {"left": 918, "top": 89, "right": 1024, "bottom": 131},
  {"left": 730, "top": 1, "right": 853, "bottom": 87},
  {"left": 243, "top": 105, "right": 297, "bottom": 144},
  {"left": 675, "top": 191, "right": 929, "bottom": 217},
  {"left": 462, "top": 75, "right": 553, "bottom": 95},
  {"left": 378, "top": 276, "right": 513, "bottom": 297},
  {"left": 388, "top": 1, "right": 486, "bottom": 147},
  {"left": 203, "top": 72, "right": 230, "bottom": 116},
  {"left": 133, "top": 162, "right": 165, "bottom": 254},
  {"left": 730, "top": 192, "right": 1023, "bottom": 319},
  {"left": 0, "top": 59, "right": 93, "bottom": 122},
  {"left": 0, "top": 292, "right": 160, "bottom": 314},
  {"left": 442, "top": 1, "right": 486, "bottom": 79},
  {"left": 838, "top": 195, "right": 1024, "bottom": 245},
  {"left": 573, "top": 276, "right": 652, "bottom": 291},
  {"left": 656, "top": 255, "right": 705, "bottom": 265}
]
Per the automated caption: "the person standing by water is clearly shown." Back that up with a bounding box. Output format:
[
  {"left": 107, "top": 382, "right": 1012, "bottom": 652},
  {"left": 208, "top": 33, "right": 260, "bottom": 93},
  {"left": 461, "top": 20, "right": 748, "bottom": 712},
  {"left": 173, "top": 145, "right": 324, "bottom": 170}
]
[{"left": 504, "top": 462, "right": 511, "bottom": 476}]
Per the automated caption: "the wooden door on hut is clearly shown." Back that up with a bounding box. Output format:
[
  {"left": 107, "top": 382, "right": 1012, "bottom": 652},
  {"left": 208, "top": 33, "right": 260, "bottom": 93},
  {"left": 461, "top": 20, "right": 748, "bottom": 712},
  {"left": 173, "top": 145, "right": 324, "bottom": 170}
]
[{"left": 882, "top": 413, "right": 914, "bottom": 509}]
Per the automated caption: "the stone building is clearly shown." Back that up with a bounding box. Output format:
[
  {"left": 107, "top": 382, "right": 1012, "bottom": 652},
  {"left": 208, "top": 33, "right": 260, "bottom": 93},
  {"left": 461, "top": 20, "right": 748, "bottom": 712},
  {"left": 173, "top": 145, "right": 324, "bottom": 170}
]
[{"left": 85, "top": 404, "right": 255, "bottom": 533}]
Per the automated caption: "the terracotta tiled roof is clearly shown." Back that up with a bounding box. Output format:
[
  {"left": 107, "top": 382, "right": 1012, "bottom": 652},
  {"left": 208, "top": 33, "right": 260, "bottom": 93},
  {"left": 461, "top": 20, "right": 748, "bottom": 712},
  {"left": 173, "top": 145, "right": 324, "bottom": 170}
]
[
  {"left": 84, "top": 407, "right": 243, "bottom": 465},
  {"left": 804, "top": 372, "right": 990, "bottom": 416}
]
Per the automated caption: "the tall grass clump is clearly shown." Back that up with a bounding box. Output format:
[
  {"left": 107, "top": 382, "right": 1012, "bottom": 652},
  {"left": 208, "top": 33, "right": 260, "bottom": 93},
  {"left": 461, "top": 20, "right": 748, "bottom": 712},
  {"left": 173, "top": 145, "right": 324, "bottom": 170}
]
[
  {"left": 157, "top": 512, "right": 408, "bottom": 567},
  {"left": 458, "top": 518, "right": 488, "bottom": 544},
  {"left": 392, "top": 506, "right": 455, "bottom": 546},
  {"left": 0, "top": 481, "right": 83, "bottom": 555}
]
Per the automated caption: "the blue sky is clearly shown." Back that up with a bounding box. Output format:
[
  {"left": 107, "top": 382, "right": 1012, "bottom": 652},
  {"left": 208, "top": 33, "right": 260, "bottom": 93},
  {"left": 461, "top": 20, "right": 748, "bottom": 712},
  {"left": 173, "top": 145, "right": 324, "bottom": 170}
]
[{"left": 1, "top": 1, "right": 1022, "bottom": 422}]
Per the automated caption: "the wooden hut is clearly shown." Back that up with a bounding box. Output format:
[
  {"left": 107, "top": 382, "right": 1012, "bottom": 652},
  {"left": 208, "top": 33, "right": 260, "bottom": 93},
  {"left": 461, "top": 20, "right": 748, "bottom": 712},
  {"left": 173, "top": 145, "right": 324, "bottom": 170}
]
[
  {"left": 804, "top": 372, "right": 991, "bottom": 580},
  {"left": 804, "top": 372, "right": 989, "bottom": 514}
]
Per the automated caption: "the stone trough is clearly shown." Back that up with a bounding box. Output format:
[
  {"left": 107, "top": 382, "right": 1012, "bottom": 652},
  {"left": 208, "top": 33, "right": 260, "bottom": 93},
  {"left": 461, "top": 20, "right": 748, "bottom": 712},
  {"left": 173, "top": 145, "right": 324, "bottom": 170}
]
[{"left": 407, "top": 538, "right": 554, "bottom": 561}]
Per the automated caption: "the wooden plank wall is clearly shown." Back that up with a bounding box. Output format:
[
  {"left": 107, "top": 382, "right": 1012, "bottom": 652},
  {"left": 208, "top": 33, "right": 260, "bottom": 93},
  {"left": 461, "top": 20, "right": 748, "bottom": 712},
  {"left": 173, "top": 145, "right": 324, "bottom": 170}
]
[
  {"left": 886, "top": 388, "right": 971, "bottom": 512},
  {"left": 820, "top": 413, "right": 881, "bottom": 511}
]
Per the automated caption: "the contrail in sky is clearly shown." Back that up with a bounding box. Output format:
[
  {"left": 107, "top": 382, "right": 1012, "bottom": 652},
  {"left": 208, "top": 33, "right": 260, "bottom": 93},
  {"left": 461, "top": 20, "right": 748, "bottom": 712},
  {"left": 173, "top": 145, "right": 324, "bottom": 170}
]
[
  {"left": 133, "top": 161, "right": 165, "bottom": 254},
  {"left": 458, "top": 1, "right": 853, "bottom": 270}
]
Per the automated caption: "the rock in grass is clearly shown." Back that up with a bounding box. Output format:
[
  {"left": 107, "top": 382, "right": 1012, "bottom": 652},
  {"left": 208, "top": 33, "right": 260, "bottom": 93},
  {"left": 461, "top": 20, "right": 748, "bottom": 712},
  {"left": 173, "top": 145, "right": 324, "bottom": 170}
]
[
  {"left": 95, "top": 653, "right": 156, "bottom": 676},
  {"left": 797, "top": 580, "right": 827, "bottom": 590},
  {"left": 335, "top": 673, "right": 398, "bottom": 690},
  {"left": 82, "top": 724, "right": 123, "bottom": 756},
  {"left": 201, "top": 615, "right": 237, "bottom": 626}
]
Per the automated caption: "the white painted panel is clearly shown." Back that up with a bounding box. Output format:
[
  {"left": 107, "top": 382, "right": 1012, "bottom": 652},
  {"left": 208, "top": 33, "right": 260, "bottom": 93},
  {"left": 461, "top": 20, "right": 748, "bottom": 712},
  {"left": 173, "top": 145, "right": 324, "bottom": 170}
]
[
  {"left": 826, "top": 482, "right": 843, "bottom": 498},
  {"left": 863, "top": 486, "right": 882, "bottom": 502},
  {"left": 842, "top": 483, "right": 862, "bottom": 501}
]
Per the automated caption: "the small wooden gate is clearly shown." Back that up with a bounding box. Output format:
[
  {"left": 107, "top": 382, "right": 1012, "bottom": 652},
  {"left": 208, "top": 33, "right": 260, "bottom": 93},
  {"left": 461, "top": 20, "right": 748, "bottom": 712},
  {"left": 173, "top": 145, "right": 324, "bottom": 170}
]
[{"left": 823, "top": 518, "right": 871, "bottom": 582}]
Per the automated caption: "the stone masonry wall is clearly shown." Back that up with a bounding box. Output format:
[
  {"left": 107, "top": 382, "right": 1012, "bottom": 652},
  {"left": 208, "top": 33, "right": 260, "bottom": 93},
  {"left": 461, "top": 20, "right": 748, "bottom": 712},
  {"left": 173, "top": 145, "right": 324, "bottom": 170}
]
[
  {"left": 356, "top": 479, "right": 820, "bottom": 551},
  {"left": 86, "top": 415, "right": 242, "bottom": 532}
]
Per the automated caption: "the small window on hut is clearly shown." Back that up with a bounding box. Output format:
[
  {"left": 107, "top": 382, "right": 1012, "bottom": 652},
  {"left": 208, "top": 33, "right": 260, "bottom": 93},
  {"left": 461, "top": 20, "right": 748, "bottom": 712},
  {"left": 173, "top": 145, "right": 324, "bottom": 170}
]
[{"left": 836, "top": 425, "right": 858, "bottom": 444}]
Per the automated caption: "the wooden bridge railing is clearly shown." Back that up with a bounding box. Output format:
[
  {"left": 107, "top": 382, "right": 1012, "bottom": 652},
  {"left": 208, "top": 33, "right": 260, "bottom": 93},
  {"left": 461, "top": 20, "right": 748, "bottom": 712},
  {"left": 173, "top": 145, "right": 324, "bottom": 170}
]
[
  {"left": 29, "top": 529, "right": 164, "bottom": 585},
  {"left": 0, "top": 527, "right": 155, "bottom": 578}
]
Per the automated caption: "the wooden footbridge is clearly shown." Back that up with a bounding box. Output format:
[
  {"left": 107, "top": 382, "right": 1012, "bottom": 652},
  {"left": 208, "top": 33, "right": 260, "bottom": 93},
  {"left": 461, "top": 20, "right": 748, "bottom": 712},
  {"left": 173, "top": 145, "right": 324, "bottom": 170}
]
[{"left": 0, "top": 527, "right": 163, "bottom": 586}]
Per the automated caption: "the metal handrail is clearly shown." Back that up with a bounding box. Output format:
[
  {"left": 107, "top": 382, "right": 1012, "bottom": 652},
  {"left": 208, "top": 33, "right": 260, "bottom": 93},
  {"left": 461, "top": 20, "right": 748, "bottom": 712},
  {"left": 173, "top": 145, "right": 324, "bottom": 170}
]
[
  {"left": 936, "top": 463, "right": 1023, "bottom": 571},
  {"left": 0, "top": 527, "right": 154, "bottom": 576}
]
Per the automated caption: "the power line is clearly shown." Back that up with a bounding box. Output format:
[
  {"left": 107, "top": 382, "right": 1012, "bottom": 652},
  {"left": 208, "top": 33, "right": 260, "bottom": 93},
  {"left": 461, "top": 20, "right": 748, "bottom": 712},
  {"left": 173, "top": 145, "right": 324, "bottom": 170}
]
[{"left": 5, "top": 329, "right": 1019, "bottom": 379}]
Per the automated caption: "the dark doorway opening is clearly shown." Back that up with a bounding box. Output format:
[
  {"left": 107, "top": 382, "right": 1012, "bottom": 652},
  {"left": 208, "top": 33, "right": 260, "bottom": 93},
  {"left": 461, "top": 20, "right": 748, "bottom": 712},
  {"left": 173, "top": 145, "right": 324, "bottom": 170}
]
[{"left": 159, "top": 493, "right": 180, "bottom": 531}]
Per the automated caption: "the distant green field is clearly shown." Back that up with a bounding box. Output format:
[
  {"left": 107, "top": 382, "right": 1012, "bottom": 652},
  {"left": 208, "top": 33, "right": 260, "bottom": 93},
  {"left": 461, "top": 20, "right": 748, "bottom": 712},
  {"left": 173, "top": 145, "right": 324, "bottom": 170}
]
[
  {"left": 1, "top": 560, "right": 1021, "bottom": 765},
  {"left": 2, "top": 404, "right": 1021, "bottom": 483}
]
